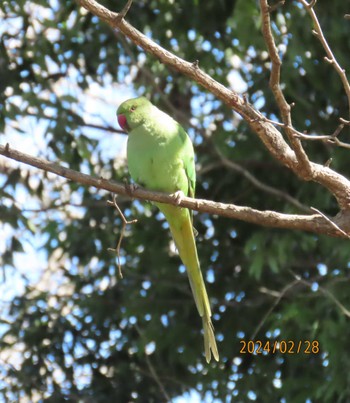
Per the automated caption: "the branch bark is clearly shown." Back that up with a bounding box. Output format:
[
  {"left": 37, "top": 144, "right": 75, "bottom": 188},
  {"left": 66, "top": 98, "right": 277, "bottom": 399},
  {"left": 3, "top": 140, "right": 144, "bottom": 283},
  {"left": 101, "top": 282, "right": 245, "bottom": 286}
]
[
  {"left": 260, "top": 0, "right": 312, "bottom": 177},
  {"left": 2, "top": 144, "right": 350, "bottom": 238},
  {"left": 75, "top": 0, "right": 350, "bottom": 212}
]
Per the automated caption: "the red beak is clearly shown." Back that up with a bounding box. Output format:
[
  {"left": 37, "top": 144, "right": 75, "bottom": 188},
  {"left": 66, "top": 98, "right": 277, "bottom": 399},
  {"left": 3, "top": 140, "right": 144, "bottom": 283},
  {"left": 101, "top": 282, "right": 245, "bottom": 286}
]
[{"left": 117, "top": 114, "right": 129, "bottom": 132}]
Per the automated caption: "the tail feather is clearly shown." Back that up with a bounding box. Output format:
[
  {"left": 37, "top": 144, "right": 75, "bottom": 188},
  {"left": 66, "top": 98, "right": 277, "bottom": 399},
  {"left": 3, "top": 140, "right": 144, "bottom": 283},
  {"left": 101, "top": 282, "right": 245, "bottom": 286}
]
[
  {"left": 203, "top": 319, "right": 219, "bottom": 363},
  {"left": 158, "top": 203, "right": 219, "bottom": 363}
]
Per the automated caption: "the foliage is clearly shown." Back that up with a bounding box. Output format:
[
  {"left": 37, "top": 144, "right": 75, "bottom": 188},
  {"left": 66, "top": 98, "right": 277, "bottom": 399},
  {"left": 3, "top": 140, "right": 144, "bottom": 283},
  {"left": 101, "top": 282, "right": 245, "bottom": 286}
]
[{"left": 1, "top": 0, "right": 350, "bottom": 401}]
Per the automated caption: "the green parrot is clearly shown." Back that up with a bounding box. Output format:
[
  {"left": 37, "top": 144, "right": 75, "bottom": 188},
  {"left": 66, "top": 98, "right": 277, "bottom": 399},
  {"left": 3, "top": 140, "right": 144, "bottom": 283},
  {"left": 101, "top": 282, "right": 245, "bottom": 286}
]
[{"left": 117, "top": 96, "right": 219, "bottom": 363}]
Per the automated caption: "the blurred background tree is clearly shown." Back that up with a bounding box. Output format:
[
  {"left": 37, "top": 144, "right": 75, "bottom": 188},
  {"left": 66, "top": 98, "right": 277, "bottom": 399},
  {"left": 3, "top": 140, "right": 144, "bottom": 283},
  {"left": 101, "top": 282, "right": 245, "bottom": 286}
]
[{"left": 1, "top": 0, "right": 350, "bottom": 401}]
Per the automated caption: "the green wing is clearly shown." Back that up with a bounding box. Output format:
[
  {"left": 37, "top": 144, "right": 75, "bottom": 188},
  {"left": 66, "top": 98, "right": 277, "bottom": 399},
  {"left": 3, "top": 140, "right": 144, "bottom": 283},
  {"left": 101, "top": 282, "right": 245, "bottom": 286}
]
[
  {"left": 186, "top": 158, "right": 196, "bottom": 200},
  {"left": 177, "top": 124, "right": 196, "bottom": 196},
  {"left": 178, "top": 123, "right": 197, "bottom": 231}
]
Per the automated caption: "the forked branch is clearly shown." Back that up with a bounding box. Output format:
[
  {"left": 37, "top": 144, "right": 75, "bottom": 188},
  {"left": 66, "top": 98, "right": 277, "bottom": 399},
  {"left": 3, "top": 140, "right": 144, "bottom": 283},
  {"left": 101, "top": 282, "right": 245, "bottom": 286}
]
[{"left": 107, "top": 194, "right": 138, "bottom": 278}]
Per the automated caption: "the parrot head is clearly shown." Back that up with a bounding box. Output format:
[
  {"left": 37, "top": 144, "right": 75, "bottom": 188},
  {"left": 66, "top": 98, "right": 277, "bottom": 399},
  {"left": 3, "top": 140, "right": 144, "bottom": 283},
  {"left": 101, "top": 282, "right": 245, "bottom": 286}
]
[{"left": 116, "top": 96, "right": 151, "bottom": 133}]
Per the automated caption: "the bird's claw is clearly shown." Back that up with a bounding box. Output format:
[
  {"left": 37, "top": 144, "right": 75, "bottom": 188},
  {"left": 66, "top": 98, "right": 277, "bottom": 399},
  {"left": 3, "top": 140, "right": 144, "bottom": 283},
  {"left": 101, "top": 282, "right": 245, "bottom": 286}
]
[
  {"left": 124, "top": 179, "right": 138, "bottom": 195},
  {"left": 171, "top": 190, "right": 185, "bottom": 205}
]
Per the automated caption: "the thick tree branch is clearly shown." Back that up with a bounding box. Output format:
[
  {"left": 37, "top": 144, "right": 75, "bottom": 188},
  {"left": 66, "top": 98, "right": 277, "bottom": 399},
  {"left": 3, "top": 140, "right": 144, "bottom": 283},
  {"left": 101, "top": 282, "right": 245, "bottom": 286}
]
[
  {"left": 77, "top": 1, "right": 241, "bottom": 109},
  {"left": 76, "top": 0, "right": 350, "bottom": 212},
  {"left": 2, "top": 144, "right": 350, "bottom": 238}
]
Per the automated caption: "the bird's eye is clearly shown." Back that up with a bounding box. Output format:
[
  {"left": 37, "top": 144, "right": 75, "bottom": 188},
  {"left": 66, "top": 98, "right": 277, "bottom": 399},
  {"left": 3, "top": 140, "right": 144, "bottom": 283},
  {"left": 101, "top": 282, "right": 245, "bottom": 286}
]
[{"left": 130, "top": 105, "right": 136, "bottom": 112}]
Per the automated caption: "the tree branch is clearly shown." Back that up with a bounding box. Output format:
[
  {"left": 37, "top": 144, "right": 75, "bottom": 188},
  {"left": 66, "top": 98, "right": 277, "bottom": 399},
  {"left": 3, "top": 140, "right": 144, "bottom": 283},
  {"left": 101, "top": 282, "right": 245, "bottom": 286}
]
[
  {"left": 298, "top": 0, "right": 350, "bottom": 118},
  {"left": 295, "top": 124, "right": 350, "bottom": 150},
  {"left": 2, "top": 144, "right": 350, "bottom": 238},
  {"left": 107, "top": 194, "right": 138, "bottom": 278},
  {"left": 75, "top": 0, "right": 350, "bottom": 212},
  {"left": 260, "top": 0, "right": 312, "bottom": 178}
]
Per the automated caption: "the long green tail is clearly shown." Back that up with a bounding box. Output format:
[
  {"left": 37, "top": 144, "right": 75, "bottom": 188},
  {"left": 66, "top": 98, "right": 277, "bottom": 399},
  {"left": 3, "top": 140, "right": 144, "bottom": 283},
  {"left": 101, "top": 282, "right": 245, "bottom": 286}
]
[{"left": 158, "top": 203, "right": 219, "bottom": 363}]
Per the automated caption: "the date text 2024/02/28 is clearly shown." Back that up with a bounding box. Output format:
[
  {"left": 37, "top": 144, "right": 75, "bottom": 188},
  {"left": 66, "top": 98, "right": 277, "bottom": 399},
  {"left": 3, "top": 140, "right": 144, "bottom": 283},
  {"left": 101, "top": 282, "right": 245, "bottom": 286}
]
[{"left": 239, "top": 340, "right": 320, "bottom": 355}]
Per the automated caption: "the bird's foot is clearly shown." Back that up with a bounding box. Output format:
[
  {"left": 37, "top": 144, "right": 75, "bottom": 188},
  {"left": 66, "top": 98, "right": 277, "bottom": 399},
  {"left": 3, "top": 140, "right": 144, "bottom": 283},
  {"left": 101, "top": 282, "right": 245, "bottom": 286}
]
[
  {"left": 171, "top": 190, "right": 185, "bottom": 205},
  {"left": 124, "top": 179, "right": 138, "bottom": 195}
]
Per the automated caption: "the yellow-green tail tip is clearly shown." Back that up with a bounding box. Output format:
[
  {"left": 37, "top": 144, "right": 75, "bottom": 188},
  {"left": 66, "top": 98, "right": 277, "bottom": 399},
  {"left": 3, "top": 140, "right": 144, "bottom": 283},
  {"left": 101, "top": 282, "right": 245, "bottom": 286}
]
[{"left": 203, "top": 319, "right": 219, "bottom": 363}]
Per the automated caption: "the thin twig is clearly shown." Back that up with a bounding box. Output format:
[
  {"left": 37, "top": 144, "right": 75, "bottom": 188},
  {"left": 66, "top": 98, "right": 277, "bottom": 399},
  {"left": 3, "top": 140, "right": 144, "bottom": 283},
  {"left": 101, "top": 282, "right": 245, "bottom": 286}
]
[
  {"left": 143, "top": 352, "right": 171, "bottom": 401},
  {"left": 296, "top": 130, "right": 350, "bottom": 150},
  {"left": 309, "top": 0, "right": 317, "bottom": 7},
  {"left": 291, "top": 273, "right": 350, "bottom": 318},
  {"left": 251, "top": 115, "right": 286, "bottom": 128},
  {"left": 255, "top": 115, "right": 350, "bottom": 149},
  {"left": 298, "top": 0, "right": 350, "bottom": 118},
  {"left": 115, "top": 0, "right": 133, "bottom": 21},
  {"left": 340, "top": 118, "right": 350, "bottom": 125},
  {"left": 259, "top": 115, "right": 350, "bottom": 149},
  {"left": 310, "top": 206, "right": 350, "bottom": 239},
  {"left": 251, "top": 279, "right": 300, "bottom": 340},
  {"left": 213, "top": 143, "right": 312, "bottom": 213},
  {"left": 107, "top": 194, "right": 137, "bottom": 278},
  {"left": 135, "top": 324, "right": 171, "bottom": 401},
  {"left": 25, "top": 110, "right": 124, "bottom": 134}
]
